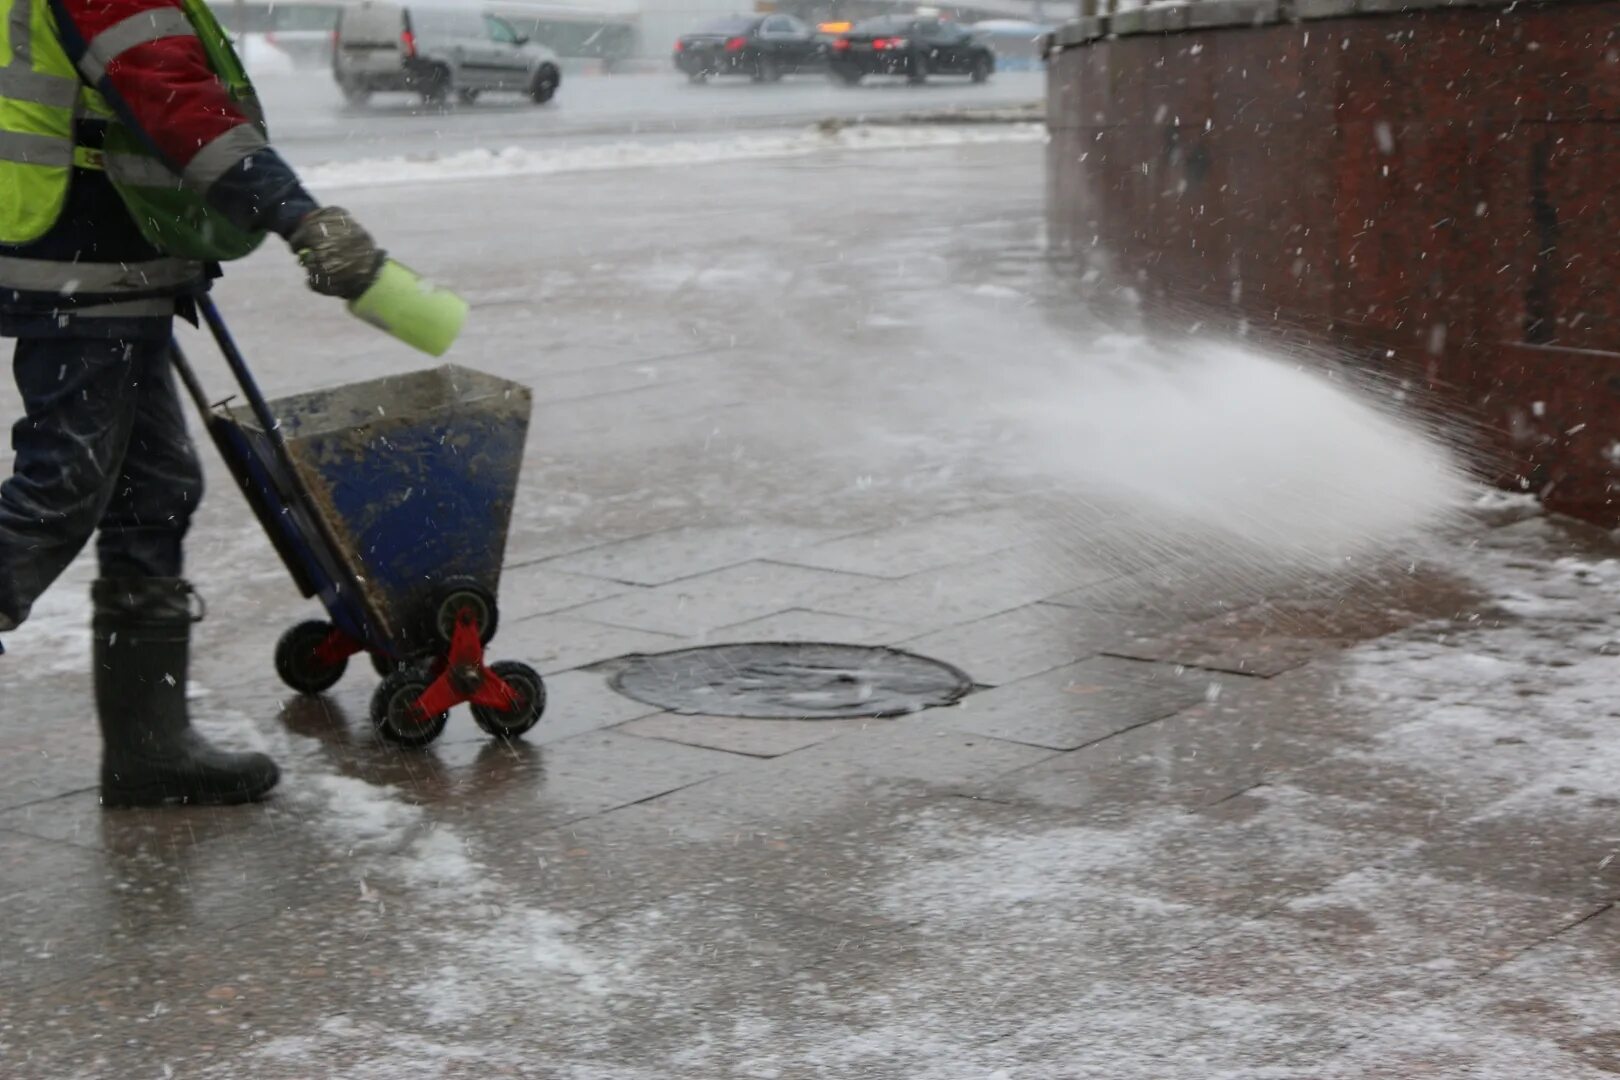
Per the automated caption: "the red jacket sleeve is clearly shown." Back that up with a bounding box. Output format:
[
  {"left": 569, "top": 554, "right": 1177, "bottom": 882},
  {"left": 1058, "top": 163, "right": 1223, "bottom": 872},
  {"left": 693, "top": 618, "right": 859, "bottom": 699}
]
[{"left": 55, "top": 0, "right": 264, "bottom": 187}]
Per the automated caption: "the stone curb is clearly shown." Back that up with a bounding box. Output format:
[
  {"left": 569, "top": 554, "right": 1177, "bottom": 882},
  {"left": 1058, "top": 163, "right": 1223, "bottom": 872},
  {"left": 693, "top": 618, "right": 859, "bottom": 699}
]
[{"left": 816, "top": 103, "right": 1047, "bottom": 131}]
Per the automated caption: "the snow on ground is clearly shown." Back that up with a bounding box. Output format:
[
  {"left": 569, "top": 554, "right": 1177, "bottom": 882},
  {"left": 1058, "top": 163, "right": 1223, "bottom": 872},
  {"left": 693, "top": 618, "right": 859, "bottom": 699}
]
[
  {"left": 239, "top": 512, "right": 1608, "bottom": 1080},
  {"left": 604, "top": 513, "right": 1620, "bottom": 1079},
  {"left": 301, "top": 123, "right": 1048, "bottom": 190}
]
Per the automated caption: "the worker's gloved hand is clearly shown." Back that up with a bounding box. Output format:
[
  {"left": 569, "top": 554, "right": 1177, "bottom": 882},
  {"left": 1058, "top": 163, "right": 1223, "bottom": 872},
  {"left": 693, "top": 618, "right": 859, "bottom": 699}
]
[{"left": 289, "top": 206, "right": 386, "bottom": 299}]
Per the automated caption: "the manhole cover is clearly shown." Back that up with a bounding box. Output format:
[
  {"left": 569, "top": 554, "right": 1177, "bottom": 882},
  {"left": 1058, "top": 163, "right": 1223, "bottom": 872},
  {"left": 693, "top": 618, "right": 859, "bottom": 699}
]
[{"left": 608, "top": 643, "right": 973, "bottom": 719}]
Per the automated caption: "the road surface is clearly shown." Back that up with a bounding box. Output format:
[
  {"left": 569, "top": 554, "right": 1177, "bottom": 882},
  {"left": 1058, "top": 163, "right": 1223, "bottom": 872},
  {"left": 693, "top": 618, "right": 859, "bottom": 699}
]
[{"left": 260, "top": 67, "right": 1048, "bottom": 164}]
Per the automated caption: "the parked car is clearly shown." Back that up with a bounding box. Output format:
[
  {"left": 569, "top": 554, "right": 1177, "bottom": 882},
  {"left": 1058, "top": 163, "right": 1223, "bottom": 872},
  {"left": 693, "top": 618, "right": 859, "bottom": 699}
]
[
  {"left": 828, "top": 16, "right": 994, "bottom": 85},
  {"left": 333, "top": 2, "right": 562, "bottom": 106},
  {"left": 673, "top": 15, "right": 824, "bottom": 84}
]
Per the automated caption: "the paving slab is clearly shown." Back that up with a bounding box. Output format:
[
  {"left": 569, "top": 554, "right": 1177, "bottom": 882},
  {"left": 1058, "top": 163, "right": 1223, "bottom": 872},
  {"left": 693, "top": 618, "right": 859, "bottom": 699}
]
[
  {"left": 898, "top": 601, "right": 1176, "bottom": 686},
  {"left": 924, "top": 655, "right": 1216, "bottom": 750},
  {"left": 617, "top": 712, "right": 887, "bottom": 758},
  {"left": 0, "top": 704, "right": 99, "bottom": 812},
  {"left": 487, "top": 563, "right": 635, "bottom": 615},
  {"left": 776, "top": 505, "right": 1035, "bottom": 578},
  {"left": 1311, "top": 907, "right": 1620, "bottom": 1079},
  {"left": 703, "top": 606, "right": 912, "bottom": 645},
  {"left": 814, "top": 543, "right": 1122, "bottom": 634},
  {"left": 565, "top": 560, "right": 877, "bottom": 636},
  {"left": 538, "top": 522, "right": 852, "bottom": 585},
  {"left": 970, "top": 704, "right": 1346, "bottom": 817},
  {"left": 1102, "top": 598, "right": 1408, "bottom": 677},
  {"left": 1042, "top": 557, "right": 1273, "bottom": 622},
  {"left": 491, "top": 612, "right": 688, "bottom": 674}
]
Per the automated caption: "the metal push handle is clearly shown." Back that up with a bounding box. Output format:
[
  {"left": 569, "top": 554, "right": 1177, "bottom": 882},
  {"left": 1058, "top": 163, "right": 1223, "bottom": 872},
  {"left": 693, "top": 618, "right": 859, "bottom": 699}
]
[
  {"left": 175, "top": 294, "right": 367, "bottom": 619},
  {"left": 195, "top": 295, "right": 287, "bottom": 444}
]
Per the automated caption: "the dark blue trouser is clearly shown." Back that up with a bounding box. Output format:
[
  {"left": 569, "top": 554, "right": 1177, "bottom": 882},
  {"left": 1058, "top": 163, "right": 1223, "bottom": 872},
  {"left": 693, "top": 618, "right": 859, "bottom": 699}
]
[{"left": 0, "top": 329, "right": 203, "bottom": 629}]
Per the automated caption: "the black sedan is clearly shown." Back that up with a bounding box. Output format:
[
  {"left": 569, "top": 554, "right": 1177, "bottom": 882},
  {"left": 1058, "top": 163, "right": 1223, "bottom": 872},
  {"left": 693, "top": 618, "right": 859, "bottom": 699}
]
[
  {"left": 674, "top": 15, "right": 825, "bottom": 83},
  {"left": 828, "top": 16, "right": 994, "bottom": 85}
]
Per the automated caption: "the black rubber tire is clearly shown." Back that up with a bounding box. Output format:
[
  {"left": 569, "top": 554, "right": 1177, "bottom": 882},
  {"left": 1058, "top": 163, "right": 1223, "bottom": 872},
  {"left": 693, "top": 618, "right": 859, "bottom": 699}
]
[
  {"left": 829, "top": 68, "right": 861, "bottom": 86},
  {"left": 753, "top": 56, "right": 781, "bottom": 83},
  {"left": 340, "top": 81, "right": 372, "bottom": 106},
  {"left": 907, "top": 60, "right": 927, "bottom": 85},
  {"left": 688, "top": 70, "right": 709, "bottom": 84},
  {"left": 470, "top": 661, "right": 547, "bottom": 740},
  {"left": 275, "top": 620, "right": 348, "bottom": 695},
  {"left": 970, "top": 57, "right": 991, "bottom": 84},
  {"left": 456, "top": 87, "right": 481, "bottom": 104},
  {"left": 530, "top": 65, "right": 559, "bottom": 103},
  {"left": 371, "top": 652, "right": 402, "bottom": 679},
  {"left": 433, "top": 582, "right": 499, "bottom": 647},
  {"left": 419, "top": 66, "right": 451, "bottom": 106},
  {"left": 371, "top": 668, "right": 450, "bottom": 747}
]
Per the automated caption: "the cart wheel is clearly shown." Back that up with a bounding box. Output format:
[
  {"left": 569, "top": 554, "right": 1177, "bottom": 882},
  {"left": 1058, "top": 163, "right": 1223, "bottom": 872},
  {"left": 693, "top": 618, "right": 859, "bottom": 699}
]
[
  {"left": 371, "top": 668, "right": 450, "bottom": 747},
  {"left": 471, "top": 661, "right": 547, "bottom": 740},
  {"left": 433, "top": 581, "right": 499, "bottom": 646},
  {"left": 275, "top": 621, "right": 348, "bottom": 695}
]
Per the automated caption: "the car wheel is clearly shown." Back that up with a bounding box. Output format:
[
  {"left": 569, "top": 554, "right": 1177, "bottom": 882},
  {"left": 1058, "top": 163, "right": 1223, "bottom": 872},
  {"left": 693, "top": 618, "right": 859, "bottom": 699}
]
[
  {"left": 530, "top": 64, "right": 559, "bottom": 103},
  {"left": 829, "top": 68, "right": 861, "bottom": 86},
  {"left": 340, "top": 80, "right": 372, "bottom": 106},
  {"left": 752, "top": 55, "right": 781, "bottom": 83},
  {"left": 419, "top": 65, "right": 450, "bottom": 106},
  {"left": 907, "top": 55, "right": 928, "bottom": 84},
  {"left": 457, "top": 87, "right": 481, "bottom": 104},
  {"left": 970, "top": 55, "right": 992, "bottom": 83},
  {"left": 687, "top": 70, "right": 709, "bottom": 84}
]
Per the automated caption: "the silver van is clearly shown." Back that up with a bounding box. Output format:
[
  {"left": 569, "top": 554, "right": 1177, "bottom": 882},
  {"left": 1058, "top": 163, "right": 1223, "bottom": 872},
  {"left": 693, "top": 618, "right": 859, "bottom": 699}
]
[{"left": 333, "top": 1, "right": 561, "bottom": 106}]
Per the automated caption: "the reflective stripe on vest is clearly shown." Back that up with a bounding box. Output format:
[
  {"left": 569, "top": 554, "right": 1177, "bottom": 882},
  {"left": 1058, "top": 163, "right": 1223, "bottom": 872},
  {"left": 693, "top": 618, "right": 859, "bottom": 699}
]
[
  {"left": 182, "top": 122, "right": 266, "bottom": 189},
  {"left": 0, "top": 254, "right": 201, "bottom": 292},
  {"left": 0, "top": 127, "right": 69, "bottom": 166},
  {"left": 103, "top": 150, "right": 182, "bottom": 189},
  {"left": 0, "top": 1, "right": 73, "bottom": 108},
  {"left": 1, "top": 0, "right": 72, "bottom": 106},
  {"left": 77, "top": 7, "right": 195, "bottom": 85}
]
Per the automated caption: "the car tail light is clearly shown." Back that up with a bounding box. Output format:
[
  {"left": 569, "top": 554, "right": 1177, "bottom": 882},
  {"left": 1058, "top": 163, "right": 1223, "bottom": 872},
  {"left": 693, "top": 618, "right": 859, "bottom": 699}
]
[
  {"left": 832, "top": 37, "right": 851, "bottom": 51},
  {"left": 872, "top": 37, "right": 908, "bottom": 50},
  {"left": 400, "top": 29, "right": 416, "bottom": 57},
  {"left": 674, "top": 38, "right": 684, "bottom": 52},
  {"left": 724, "top": 36, "right": 748, "bottom": 52}
]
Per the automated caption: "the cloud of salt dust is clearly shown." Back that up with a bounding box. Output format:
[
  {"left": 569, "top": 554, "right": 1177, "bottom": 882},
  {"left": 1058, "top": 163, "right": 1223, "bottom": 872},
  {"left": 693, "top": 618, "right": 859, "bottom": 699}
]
[
  {"left": 847, "top": 299, "right": 1482, "bottom": 576},
  {"left": 991, "top": 330, "right": 1477, "bottom": 568}
]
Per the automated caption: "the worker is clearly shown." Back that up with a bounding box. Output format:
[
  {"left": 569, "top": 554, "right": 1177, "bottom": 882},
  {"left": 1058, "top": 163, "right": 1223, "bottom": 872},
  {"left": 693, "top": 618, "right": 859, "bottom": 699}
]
[{"left": 0, "top": 0, "right": 385, "bottom": 806}]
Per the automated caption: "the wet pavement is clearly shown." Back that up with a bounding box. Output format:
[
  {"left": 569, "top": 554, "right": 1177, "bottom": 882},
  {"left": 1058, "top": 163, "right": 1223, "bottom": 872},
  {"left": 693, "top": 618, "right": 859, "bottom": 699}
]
[
  {"left": 257, "top": 68, "right": 1047, "bottom": 166},
  {"left": 5, "top": 139, "right": 1620, "bottom": 1077}
]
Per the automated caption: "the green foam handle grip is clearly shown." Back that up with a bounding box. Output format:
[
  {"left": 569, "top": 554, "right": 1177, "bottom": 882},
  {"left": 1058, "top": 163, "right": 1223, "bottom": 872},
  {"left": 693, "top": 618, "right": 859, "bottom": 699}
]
[{"left": 347, "top": 258, "right": 468, "bottom": 357}]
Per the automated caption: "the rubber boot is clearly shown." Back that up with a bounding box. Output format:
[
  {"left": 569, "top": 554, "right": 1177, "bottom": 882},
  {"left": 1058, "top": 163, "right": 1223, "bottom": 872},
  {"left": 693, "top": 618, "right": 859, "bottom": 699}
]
[{"left": 93, "top": 578, "right": 280, "bottom": 808}]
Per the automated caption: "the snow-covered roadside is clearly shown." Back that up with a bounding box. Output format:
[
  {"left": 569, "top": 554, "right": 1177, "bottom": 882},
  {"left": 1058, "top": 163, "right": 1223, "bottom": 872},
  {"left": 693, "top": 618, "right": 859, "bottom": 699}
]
[
  {"left": 302, "top": 123, "right": 1048, "bottom": 190},
  {"left": 207, "top": 723, "right": 628, "bottom": 1075}
]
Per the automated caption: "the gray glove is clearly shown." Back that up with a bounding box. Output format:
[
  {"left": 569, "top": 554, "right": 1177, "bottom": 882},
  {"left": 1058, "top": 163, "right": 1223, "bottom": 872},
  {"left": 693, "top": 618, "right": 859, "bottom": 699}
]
[{"left": 289, "top": 206, "right": 386, "bottom": 299}]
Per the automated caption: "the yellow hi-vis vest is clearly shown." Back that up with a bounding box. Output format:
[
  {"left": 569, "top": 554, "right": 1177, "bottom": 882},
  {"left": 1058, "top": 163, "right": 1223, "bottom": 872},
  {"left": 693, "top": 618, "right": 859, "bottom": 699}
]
[{"left": 0, "top": 0, "right": 268, "bottom": 295}]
